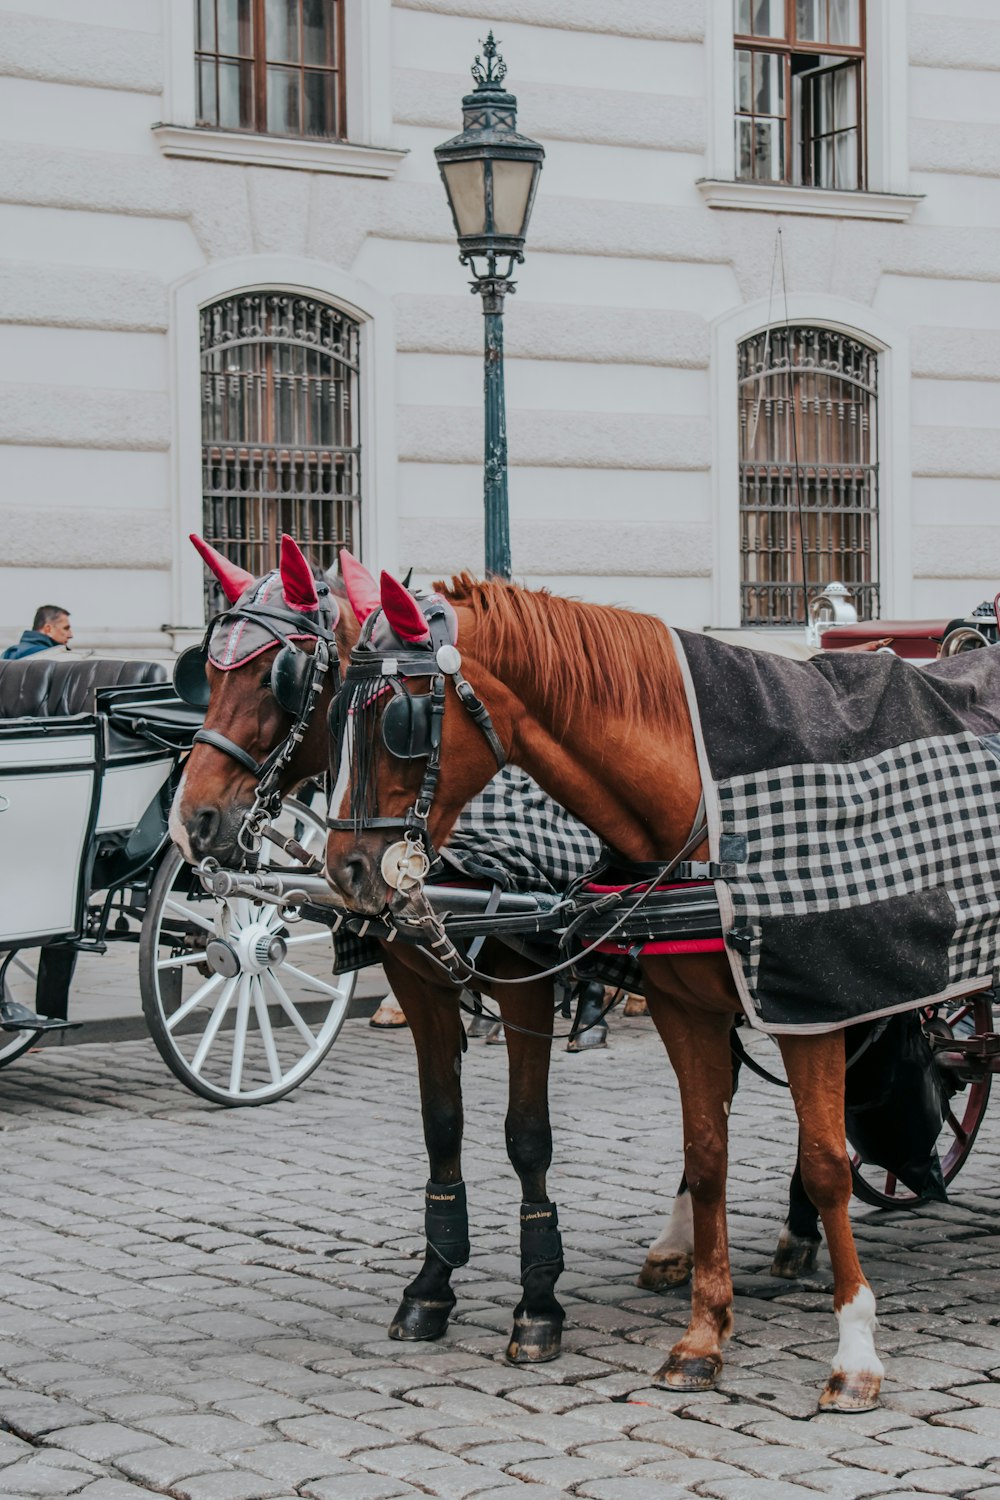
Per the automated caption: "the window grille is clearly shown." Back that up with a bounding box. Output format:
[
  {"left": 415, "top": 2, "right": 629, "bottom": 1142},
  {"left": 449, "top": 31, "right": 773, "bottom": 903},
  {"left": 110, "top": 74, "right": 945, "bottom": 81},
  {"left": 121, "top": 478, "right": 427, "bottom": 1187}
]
[
  {"left": 734, "top": 0, "right": 865, "bottom": 190},
  {"left": 200, "top": 291, "right": 361, "bottom": 616},
  {"left": 738, "top": 325, "right": 879, "bottom": 627},
  {"left": 195, "top": 0, "right": 346, "bottom": 140}
]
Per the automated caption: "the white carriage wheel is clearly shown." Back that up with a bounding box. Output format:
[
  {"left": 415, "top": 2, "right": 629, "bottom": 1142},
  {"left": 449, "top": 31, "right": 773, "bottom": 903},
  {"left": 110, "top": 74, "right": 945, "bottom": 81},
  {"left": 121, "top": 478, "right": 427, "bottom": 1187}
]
[
  {"left": 139, "top": 798, "right": 355, "bottom": 1106},
  {"left": 0, "top": 949, "right": 45, "bottom": 1067}
]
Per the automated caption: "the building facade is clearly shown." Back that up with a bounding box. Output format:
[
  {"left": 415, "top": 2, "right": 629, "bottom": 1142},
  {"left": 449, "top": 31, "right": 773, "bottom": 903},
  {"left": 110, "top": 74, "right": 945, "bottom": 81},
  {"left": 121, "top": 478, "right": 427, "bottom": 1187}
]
[{"left": 1, "top": 0, "right": 998, "bottom": 652}]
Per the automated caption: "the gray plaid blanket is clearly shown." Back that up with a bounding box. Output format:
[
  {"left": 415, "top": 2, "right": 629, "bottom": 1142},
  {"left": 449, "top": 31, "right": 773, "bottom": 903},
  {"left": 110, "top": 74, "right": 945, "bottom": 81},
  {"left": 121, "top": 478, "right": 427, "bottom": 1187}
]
[
  {"left": 332, "top": 767, "right": 604, "bottom": 975},
  {"left": 673, "top": 631, "right": 1000, "bottom": 1033}
]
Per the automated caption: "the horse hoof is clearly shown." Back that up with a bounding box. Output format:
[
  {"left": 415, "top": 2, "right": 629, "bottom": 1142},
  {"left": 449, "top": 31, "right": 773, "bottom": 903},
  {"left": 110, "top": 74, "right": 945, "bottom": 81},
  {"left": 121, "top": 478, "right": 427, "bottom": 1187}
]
[
  {"left": 623, "top": 993, "right": 648, "bottom": 1017},
  {"left": 388, "top": 1295, "right": 454, "bottom": 1342},
  {"left": 653, "top": 1352, "right": 722, "bottom": 1392},
  {"left": 505, "top": 1316, "right": 563, "bottom": 1364},
  {"left": 370, "top": 998, "right": 408, "bottom": 1029},
  {"left": 637, "top": 1252, "right": 692, "bottom": 1290},
  {"left": 484, "top": 1023, "right": 506, "bottom": 1045},
  {"left": 819, "top": 1369, "right": 882, "bottom": 1412},
  {"left": 770, "top": 1229, "right": 820, "bottom": 1280},
  {"left": 566, "top": 1026, "right": 607, "bottom": 1052}
]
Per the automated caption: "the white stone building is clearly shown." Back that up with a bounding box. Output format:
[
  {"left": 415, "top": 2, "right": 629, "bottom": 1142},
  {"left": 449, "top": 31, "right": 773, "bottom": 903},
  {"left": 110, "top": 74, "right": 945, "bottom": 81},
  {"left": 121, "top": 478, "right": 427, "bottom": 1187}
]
[{"left": 1, "top": 0, "right": 998, "bottom": 653}]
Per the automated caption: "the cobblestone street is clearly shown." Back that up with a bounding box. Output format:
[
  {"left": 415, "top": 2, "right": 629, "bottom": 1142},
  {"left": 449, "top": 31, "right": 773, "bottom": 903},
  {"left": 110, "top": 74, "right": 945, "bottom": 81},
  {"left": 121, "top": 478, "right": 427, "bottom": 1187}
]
[{"left": 2, "top": 1010, "right": 1000, "bottom": 1500}]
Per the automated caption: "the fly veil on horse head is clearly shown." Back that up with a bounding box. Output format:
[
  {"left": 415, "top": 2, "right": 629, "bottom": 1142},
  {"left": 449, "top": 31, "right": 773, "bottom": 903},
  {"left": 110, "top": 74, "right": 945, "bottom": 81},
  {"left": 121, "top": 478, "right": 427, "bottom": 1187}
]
[
  {"left": 325, "top": 569, "right": 890, "bottom": 1413},
  {"left": 170, "top": 533, "right": 342, "bottom": 867}
]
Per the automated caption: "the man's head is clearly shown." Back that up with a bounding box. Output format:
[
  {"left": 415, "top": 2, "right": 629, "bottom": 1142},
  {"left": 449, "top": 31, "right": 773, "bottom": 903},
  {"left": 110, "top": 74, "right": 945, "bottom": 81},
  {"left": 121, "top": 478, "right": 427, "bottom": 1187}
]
[{"left": 33, "top": 605, "right": 72, "bottom": 645}]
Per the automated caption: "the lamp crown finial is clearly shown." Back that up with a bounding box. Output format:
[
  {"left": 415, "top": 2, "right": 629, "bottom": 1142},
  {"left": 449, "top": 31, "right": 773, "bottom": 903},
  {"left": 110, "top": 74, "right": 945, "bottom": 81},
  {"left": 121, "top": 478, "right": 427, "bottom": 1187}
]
[{"left": 472, "top": 31, "right": 507, "bottom": 87}]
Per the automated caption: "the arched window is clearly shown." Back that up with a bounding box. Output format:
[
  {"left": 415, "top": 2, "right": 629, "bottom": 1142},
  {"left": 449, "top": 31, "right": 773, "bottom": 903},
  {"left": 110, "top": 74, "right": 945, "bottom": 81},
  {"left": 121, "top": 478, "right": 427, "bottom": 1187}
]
[
  {"left": 738, "top": 324, "right": 879, "bottom": 626},
  {"left": 200, "top": 291, "right": 361, "bottom": 612}
]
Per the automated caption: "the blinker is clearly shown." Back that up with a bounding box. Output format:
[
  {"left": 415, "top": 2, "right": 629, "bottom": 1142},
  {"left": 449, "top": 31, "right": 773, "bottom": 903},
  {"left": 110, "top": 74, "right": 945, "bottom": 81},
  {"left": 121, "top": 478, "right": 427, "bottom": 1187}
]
[
  {"left": 381, "top": 691, "right": 434, "bottom": 760},
  {"left": 173, "top": 646, "right": 210, "bottom": 709}
]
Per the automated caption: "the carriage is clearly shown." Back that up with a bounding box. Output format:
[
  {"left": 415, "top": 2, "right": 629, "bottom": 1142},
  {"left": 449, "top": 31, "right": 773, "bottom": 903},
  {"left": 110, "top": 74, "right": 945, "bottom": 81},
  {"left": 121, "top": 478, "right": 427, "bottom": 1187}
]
[{"left": 0, "top": 652, "right": 355, "bottom": 1105}]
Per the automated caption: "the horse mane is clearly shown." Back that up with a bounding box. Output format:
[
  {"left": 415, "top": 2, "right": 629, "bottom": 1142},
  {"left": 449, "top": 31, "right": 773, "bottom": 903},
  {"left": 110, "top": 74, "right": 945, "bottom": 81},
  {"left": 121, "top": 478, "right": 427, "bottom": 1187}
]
[{"left": 436, "top": 574, "right": 687, "bottom": 730}]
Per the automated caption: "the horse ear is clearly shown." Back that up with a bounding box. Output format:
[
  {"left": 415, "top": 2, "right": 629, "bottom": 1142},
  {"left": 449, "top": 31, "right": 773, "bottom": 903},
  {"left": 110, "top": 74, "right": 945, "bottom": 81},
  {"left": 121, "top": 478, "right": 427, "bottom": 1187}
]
[
  {"left": 190, "top": 534, "right": 255, "bottom": 605},
  {"left": 339, "top": 548, "right": 380, "bottom": 624},
  {"left": 380, "top": 571, "right": 430, "bottom": 644},
  {"left": 279, "top": 534, "right": 319, "bottom": 612}
]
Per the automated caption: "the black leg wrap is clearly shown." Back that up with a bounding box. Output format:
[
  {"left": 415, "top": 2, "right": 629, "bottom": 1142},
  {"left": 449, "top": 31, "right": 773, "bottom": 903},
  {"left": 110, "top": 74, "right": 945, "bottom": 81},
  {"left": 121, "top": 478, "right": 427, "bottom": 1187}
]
[
  {"left": 425, "top": 1180, "right": 470, "bottom": 1269},
  {"left": 390, "top": 1181, "right": 468, "bottom": 1344},
  {"left": 506, "top": 1201, "right": 565, "bottom": 1366}
]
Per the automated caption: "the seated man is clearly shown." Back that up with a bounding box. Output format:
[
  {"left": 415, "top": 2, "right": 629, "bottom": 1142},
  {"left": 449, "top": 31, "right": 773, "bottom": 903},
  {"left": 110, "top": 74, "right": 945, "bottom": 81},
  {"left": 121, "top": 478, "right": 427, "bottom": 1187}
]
[{"left": 2, "top": 604, "right": 73, "bottom": 660}]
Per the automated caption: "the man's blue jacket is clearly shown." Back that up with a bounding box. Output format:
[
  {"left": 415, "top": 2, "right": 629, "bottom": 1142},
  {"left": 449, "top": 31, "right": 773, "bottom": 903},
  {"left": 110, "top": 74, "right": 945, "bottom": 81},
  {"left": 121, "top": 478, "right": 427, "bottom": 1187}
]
[{"left": 1, "top": 631, "right": 57, "bottom": 661}]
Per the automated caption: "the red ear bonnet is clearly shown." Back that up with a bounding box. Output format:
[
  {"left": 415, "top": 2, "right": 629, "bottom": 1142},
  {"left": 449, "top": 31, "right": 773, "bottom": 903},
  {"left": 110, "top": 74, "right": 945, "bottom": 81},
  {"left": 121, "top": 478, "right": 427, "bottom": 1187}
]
[
  {"left": 380, "top": 571, "right": 431, "bottom": 645},
  {"left": 278, "top": 533, "right": 319, "bottom": 613},
  {"left": 339, "top": 548, "right": 381, "bottom": 624},
  {"left": 190, "top": 534, "right": 255, "bottom": 605}
]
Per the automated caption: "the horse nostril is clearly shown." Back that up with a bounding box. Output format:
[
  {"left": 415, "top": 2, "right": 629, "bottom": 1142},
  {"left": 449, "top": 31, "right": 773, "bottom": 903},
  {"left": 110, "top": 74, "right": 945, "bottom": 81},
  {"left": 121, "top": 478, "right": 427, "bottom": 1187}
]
[
  {"left": 336, "top": 854, "right": 369, "bottom": 899},
  {"left": 190, "top": 806, "right": 221, "bottom": 855}
]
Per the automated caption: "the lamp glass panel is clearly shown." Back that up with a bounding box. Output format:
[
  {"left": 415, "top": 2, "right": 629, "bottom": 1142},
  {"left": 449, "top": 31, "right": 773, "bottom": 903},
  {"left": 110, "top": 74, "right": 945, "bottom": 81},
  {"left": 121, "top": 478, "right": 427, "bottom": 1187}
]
[
  {"left": 441, "top": 159, "right": 486, "bottom": 236},
  {"left": 490, "top": 157, "right": 536, "bottom": 237}
]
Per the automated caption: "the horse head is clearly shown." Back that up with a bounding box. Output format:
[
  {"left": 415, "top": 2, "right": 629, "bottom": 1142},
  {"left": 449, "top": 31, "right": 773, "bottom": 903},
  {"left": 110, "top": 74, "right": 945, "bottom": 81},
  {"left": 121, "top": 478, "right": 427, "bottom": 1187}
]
[
  {"left": 325, "top": 571, "right": 520, "bottom": 916},
  {"left": 170, "top": 534, "right": 356, "bottom": 867}
]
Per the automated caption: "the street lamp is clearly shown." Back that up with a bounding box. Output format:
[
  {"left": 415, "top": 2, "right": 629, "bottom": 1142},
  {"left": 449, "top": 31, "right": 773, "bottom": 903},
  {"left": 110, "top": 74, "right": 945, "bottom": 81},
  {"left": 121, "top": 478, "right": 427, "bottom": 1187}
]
[{"left": 435, "top": 33, "right": 544, "bottom": 580}]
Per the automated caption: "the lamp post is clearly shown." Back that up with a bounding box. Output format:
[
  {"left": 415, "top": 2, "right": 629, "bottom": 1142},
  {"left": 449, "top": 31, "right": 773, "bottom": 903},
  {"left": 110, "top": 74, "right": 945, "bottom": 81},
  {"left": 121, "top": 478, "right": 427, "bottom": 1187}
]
[{"left": 434, "top": 33, "right": 544, "bottom": 580}]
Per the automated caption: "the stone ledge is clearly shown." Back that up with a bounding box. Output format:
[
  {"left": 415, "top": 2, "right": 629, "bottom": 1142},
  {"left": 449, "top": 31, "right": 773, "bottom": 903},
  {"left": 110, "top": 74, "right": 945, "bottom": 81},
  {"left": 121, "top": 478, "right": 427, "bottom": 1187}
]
[
  {"left": 697, "top": 179, "right": 922, "bottom": 222},
  {"left": 153, "top": 125, "right": 407, "bottom": 179}
]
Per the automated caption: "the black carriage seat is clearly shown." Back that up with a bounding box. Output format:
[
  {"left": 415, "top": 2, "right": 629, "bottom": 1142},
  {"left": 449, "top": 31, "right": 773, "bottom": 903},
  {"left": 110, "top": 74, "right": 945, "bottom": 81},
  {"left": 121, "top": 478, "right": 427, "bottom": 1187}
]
[{"left": 0, "top": 656, "right": 167, "bottom": 720}]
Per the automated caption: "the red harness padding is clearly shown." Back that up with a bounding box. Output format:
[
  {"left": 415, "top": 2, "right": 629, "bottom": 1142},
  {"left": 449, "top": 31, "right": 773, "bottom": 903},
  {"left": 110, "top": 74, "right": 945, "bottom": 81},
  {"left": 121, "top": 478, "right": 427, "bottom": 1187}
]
[{"left": 585, "top": 879, "right": 726, "bottom": 958}]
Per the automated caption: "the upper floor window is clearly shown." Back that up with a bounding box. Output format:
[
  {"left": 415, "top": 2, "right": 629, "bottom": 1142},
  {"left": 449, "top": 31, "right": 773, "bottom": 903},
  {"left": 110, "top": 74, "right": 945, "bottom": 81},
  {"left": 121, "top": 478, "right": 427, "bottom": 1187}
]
[
  {"left": 735, "top": 0, "right": 865, "bottom": 190},
  {"left": 738, "top": 325, "right": 879, "bottom": 627},
  {"left": 195, "top": 0, "right": 346, "bottom": 140}
]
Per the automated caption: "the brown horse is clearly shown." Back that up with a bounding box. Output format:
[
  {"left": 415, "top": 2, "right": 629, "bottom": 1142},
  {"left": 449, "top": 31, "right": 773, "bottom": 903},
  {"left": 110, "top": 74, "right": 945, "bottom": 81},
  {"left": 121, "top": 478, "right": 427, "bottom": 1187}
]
[
  {"left": 325, "top": 570, "right": 886, "bottom": 1411},
  {"left": 170, "top": 539, "right": 829, "bottom": 1365}
]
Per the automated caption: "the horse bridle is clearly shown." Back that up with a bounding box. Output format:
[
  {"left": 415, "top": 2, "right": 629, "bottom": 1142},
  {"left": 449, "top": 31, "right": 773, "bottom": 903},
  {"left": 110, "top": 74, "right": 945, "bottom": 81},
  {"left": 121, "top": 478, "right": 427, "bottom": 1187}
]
[
  {"left": 174, "top": 586, "right": 341, "bottom": 855},
  {"left": 326, "top": 598, "right": 506, "bottom": 894}
]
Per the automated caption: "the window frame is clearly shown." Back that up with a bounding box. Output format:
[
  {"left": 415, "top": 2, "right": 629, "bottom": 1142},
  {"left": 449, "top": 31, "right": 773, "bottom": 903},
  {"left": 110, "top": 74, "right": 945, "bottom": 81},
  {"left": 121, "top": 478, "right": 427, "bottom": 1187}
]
[
  {"left": 194, "top": 0, "right": 348, "bottom": 143},
  {"left": 736, "top": 323, "right": 880, "bottom": 628},
  {"left": 708, "top": 296, "right": 912, "bottom": 632},
  {"left": 733, "top": 0, "right": 867, "bottom": 191},
  {"left": 155, "top": 0, "right": 405, "bottom": 179},
  {"left": 699, "top": 2, "right": 918, "bottom": 220}
]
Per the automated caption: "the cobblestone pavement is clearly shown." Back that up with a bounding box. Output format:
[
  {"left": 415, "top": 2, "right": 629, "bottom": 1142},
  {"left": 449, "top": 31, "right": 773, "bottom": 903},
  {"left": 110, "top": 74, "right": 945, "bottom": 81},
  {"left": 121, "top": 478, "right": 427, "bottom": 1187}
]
[{"left": 2, "top": 1012, "right": 1000, "bottom": 1500}]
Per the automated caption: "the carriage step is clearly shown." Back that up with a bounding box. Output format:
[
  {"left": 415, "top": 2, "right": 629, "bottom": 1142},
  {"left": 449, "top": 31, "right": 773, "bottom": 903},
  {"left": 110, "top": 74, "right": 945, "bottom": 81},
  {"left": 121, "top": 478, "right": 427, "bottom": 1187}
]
[{"left": 0, "top": 1000, "right": 80, "bottom": 1032}]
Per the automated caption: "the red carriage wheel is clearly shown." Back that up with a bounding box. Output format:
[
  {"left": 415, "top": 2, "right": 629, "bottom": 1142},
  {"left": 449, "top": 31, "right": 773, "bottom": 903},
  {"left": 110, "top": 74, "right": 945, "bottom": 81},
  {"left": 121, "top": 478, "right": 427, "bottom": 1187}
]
[{"left": 849, "top": 994, "right": 993, "bottom": 1209}]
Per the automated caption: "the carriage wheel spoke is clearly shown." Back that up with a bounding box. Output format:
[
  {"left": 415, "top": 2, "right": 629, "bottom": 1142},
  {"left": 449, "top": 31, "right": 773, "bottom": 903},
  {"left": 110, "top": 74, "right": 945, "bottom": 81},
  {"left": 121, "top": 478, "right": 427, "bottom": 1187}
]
[
  {"left": 252, "top": 976, "right": 283, "bottom": 1085},
  {"left": 164, "top": 899, "right": 216, "bottom": 937},
  {"left": 156, "top": 950, "right": 211, "bottom": 971},
  {"left": 229, "top": 974, "right": 252, "bottom": 1094},
  {"left": 165, "top": 972, "right": 224, "bottom": 1031},
  {"left": 946, "top": 1107, "right": 969, "bottom": 1144},
  {"left": 277, "top": 960, "right": 344, "bottom": 999},
  {"left": 263, "top": 971, "right": 320, "bottom": 1051},
  {"left": 884, "top": 1172, "right": 897, "bottom": 1197},
  {"left": 190, "top": 979, "right": 237, "bottom": 1074},
  {"left": 284, "top": 931, "right": 333, "bottom": 949}
]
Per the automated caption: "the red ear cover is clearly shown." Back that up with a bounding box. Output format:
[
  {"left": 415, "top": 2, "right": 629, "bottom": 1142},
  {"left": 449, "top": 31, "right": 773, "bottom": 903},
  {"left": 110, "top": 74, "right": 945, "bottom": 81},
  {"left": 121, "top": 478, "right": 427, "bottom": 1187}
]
[
  {"left": 279, "top": 534, "right": 319, "bottom": 613},
  {"left": 339, "top": 547, "right": 381, "bottom": 624},
  {"left": 190, "top": 534, "right": 255, "bottom": 605},
  {"left": 380, "top": 571, "right": 431, "bottom": 644}
]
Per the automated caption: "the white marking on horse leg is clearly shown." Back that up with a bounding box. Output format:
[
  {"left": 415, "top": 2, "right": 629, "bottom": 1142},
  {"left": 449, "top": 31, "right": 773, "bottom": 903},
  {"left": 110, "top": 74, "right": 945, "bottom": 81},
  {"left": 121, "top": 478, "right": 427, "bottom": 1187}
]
[
  {"left": 168, "top": 774, "right": 195, "bottom": 863},
  {"left": 650, "top": 1190, "right": 693, "bottom": 1261},
  {"left": 821, "top": 1283, "right": 884, "bottom": 1410},
  {"left": 834, "top": 1284, "right": 882, "bottom": 1376},
  {"left": 638, "top": 1189, "right": 694, "bottom": 1290}
]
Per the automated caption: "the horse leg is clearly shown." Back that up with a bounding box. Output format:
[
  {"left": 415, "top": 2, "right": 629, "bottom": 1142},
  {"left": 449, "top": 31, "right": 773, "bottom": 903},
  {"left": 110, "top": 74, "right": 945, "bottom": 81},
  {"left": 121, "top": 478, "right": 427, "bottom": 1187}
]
[
  {"left": 490, "top": 962, "right": 565, "bottom": 1365},
  {"left": 771, "top": 1141, "right": 822, "bottom": 1278},
  {"left": 382, "top": 950, "right": 469, "bottom": 1343},
  {"left": 639, "top": 1028, "right": 745, "bottom": 1291},
  {"left": 645, "top": 994, "right": 736, "bottom": 1391},
  {"left": 777, "top": 1032, "right": 883, "bottom": 1411}
]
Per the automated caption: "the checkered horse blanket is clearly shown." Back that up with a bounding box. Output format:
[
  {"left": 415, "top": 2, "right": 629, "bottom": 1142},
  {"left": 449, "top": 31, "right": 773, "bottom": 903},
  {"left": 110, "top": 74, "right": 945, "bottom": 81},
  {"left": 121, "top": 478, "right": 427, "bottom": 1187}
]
[{"left": 673, "top": 632, "right": 1000, "bottom": 1033}]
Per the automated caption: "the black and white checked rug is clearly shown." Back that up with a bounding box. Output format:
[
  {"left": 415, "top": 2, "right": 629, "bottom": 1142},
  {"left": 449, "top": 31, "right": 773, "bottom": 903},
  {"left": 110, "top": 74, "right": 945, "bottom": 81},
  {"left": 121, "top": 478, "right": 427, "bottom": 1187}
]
[{"left": 674, "top": 632, "right": 1000, "bottom": 1032}]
